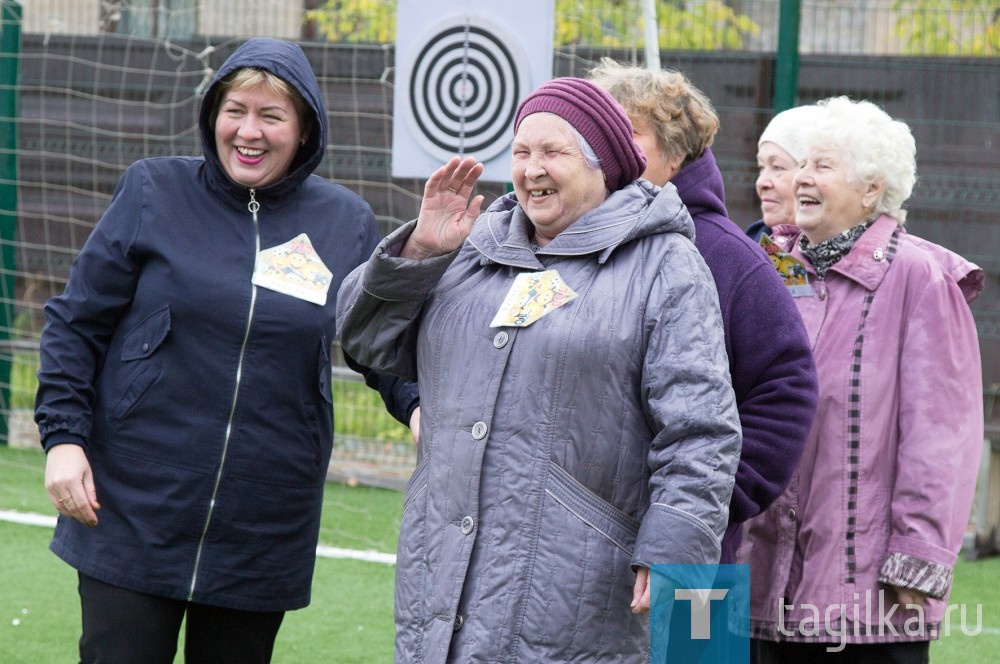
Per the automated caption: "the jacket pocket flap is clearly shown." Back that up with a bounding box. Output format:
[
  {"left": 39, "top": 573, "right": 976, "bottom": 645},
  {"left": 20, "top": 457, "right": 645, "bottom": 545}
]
[
  {"left": 121, "top": 306, "right": 171, "bottom": 361},
  {"left": 546, "top": 461, "right": 640, "bottom": 555}
]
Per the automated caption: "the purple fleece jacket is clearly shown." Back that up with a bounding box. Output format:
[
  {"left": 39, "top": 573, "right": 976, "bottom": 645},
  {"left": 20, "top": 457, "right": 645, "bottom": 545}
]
[{"left": 671, "top": 148, "right": 818, "bottom": 563}]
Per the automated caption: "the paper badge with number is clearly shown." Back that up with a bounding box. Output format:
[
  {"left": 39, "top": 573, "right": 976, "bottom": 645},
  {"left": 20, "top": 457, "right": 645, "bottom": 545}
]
[
  {"left": 759, "top": 234, "right": 813, "bottom": 297},
  {"left": 490, "top": 269, "right": 578, "bottom": 328},
  {"left": 252, "top": 233, "right": 334, "bottom": 305}
]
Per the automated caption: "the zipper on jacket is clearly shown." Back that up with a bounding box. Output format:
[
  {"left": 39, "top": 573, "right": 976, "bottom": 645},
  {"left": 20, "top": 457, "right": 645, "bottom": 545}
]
[{"left": 187, "top": 188, "right": 261, "bottom": 601}]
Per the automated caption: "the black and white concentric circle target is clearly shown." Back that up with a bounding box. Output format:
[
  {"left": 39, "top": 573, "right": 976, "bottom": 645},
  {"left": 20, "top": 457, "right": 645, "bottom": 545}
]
[{"left": 407, "top": 19, "right": 530, "bottom": 162}]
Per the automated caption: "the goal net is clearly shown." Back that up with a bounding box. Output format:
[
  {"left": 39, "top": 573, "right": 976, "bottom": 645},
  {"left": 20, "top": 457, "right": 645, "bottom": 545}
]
[{"left": 2, "top": 1, "right": 998, "bottom": 556}]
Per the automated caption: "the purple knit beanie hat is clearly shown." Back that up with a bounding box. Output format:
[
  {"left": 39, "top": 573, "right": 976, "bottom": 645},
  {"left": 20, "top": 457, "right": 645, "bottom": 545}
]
[{"left": 514, "top": 77, "right": 646, "bottom": 191}]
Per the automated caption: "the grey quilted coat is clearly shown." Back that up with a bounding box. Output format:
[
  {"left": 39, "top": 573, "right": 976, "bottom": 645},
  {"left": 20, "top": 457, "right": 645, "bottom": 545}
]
[{"left": 336, "top": 181, "right": 742, "bottom": 663}]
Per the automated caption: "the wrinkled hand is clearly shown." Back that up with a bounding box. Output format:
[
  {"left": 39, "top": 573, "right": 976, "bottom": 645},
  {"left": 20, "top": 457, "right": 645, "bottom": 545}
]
[
  {"left": 401, "top": 156, "right": 485, "bottom": 260},
  {"left": 894, "top": 586, "right": 929, "bottom": 610},
  {"left": 44, "top": 444, "right": 100, "bottom": 527},
  {"left": 632, "top": 566, "right": 651, "bottom": 615}
]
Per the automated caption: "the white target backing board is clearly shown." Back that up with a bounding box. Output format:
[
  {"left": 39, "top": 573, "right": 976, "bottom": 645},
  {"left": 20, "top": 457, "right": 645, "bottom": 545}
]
[{"left": 392, "top": 0, "right": 554, "bottom": 183}]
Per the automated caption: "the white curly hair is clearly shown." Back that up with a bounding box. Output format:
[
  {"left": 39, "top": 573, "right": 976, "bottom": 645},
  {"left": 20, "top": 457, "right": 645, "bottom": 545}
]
[{"left": 802, "top": 96, "right": 917, "bottom": 224}]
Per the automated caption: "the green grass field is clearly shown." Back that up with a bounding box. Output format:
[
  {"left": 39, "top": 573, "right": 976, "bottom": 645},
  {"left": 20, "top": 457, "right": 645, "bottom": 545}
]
[
  {"left": 2, "top": 444, "right": 998, "bottom": 662},
  {"left": 0, "top": 445, "right": 399, "bottom": 663}
]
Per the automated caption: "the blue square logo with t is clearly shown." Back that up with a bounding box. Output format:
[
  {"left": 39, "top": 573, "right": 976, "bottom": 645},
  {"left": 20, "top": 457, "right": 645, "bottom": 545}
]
[{"left": 649, "top": 564, "right": 749, "bottom": 663}]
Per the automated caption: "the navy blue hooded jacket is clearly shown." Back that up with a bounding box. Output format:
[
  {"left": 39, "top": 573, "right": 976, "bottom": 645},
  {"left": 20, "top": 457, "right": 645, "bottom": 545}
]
[{"left": 34, "top": 38, "right": 412, "bottom": 611}]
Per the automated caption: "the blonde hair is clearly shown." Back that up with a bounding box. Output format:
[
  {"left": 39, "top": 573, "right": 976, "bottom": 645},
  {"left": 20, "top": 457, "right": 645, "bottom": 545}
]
[{"left": 587, "top": 57, "right": 719, "bottom": 166}]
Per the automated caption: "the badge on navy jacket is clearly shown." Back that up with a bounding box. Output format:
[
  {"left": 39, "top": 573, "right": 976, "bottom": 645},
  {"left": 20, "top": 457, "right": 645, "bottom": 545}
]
[{"left": 252, "top": 233, "right": 334, "bottom": 305}]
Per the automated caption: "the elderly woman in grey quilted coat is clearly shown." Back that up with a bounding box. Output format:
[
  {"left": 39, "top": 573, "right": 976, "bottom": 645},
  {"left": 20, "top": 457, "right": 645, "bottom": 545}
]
[{"left": 336, "top": 78, "right": 742, "bottom": 663}]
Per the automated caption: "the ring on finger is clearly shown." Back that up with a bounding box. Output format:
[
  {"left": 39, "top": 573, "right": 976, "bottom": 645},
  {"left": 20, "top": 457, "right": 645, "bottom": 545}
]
[
  {"left": 447, "top": 187, "right": 458, "bottom": 193},
  {"left": 58, "top": 497, "right": 71, "bottom": 504}
]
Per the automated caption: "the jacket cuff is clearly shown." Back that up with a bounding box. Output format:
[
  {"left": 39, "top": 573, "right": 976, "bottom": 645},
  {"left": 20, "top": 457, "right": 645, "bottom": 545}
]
[
  {"left": 42, "top": 431, "right": 88, "bottom": 453},
  {"left": 402, "top": 397, "right": 420, "bottom": 427},
  {"left": 878, "top": 552, "right": 953, "bottom": 600},
  {"left": 633, "top": 502, "right": 721, "bottom": 568}
]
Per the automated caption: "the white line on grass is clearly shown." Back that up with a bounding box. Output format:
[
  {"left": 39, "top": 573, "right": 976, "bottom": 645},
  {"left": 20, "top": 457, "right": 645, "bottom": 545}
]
[
  {"left": 0, "top": 509, "right": 55, "bottom": 527},
  {"left": 0, "top": 510, "right": 396, "bottom": 565},
  {"left": 316, "top": 544, "right": 396, "bottom": 565}
]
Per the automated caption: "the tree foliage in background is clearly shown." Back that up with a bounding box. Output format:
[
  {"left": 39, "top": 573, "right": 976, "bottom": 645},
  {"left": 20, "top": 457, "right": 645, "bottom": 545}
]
[
  {"left": 893, "top": 0, "right": 999, "bottom": 55},
  {"left": 306, "top": 0, "right": 397, "bottom": 44},
  {"left": 556, "top": 0, "right": 758, "bottom": 49},
  {"left": 308, "top": 0, "right": 759, "bottom": 50},
  {"left": 655, "top": 0, "right": 758, "bottom": 49}
]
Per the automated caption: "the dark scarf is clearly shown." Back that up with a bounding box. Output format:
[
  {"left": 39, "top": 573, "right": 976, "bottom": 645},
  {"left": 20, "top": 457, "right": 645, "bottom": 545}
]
[{"left": 799, "top": 220, "right": 873, "bottom": 278}]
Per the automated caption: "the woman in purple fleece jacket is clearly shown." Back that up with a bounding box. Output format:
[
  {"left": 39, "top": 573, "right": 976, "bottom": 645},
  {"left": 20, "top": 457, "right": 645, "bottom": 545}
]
[{"left": 589, "top": 59, "right": 819, "bottom": 564}]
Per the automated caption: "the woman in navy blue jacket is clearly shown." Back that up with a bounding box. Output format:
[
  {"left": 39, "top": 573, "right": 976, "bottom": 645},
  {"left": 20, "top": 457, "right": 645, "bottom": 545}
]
[{"left": 34, "top": 38, "right": 414, "bottom": 663}]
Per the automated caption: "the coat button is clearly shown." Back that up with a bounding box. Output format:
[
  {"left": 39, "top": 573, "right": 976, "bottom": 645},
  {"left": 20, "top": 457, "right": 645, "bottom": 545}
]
[
  {"left": 788, "top": 508, "right": 797, "bottom": 521},
  {"left": 142, "top": 342, "right": 149, "bottom": 353},
  {"left": 461, "top": 515, "right": 475, "bottom": 535},
  {"left": 453, "top": 613, "right": 464, "bottom": 631},
  {"left": 471, "top": 421, "right": 488, "bottom": 440},
  {"left": 493, "top": 331, "right": 509, "bottom": 348},
  {"left": 873, "top": 247, "right": 885, "bottom": 261}
]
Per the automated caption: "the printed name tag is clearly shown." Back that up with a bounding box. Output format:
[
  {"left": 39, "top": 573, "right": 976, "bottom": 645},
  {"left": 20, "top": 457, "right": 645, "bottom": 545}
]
[
  {"left": 490, "top": 269, "right": 578, "bottom": 328},
  {"left": 252, "top": 233, "right": 333, "bottom": 305},
  {"left": 759, "top": 235, "right": 813, "bottom": 298}
]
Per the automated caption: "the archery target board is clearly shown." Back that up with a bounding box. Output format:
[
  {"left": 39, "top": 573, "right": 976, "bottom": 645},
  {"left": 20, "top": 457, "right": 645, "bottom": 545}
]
[{"left": 393, "top": 1, "right": 554, "bottom": 182}]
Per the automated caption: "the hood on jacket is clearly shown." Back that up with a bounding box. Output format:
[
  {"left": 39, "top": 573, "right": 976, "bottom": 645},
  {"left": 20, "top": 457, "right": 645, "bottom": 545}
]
[
  {"left": 670, "top": 147, "right": 729, "bottom": 223},
  {"left": 198, "top": 38, "right": 327, "bottom": 199},
  {"left": 903, "top": 231, "right": 984, "bottom": 304},
  {"left": 468, "top": 179, "right": 695, "bottom": 269}
]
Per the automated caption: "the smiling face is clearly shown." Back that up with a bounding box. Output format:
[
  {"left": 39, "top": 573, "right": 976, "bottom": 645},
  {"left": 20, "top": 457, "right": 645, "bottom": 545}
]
[
  {"left": 214, "top": 84, "right": 304, "bottom": 189},
  {"left": 511, "top": 113, "right": 608, "bottom": 246},
  {"left": 794, "top": 147, "right": 882, "bottom": 244},
  {"left": 756, "top": 142, "right": 800, "bottom": 228}
]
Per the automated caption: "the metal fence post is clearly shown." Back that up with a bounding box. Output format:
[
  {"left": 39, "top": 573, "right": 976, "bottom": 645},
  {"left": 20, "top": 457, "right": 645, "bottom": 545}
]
[
  {"left": 773, "top": 0, "right": 801, "bottom": 113},
  {"left": 0, "top": 1, "right": 23, "bottom": 445}
]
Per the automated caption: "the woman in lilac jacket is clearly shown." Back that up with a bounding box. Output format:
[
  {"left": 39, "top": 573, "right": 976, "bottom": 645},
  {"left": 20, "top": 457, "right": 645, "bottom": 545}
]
[{"left": 741, "top": 96, "right": 984, "bottom": 663}]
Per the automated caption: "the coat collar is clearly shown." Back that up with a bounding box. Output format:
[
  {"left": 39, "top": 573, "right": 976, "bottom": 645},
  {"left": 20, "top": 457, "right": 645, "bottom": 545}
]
[
  {"left": 789, "top": 215, "right": 902, "bottom": 291},
  {"left": 670, "top": 147, "right": 729, "bottom": 221},
  {"left": 468, "top": 180, "right": 693, "bottom": 268}
]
